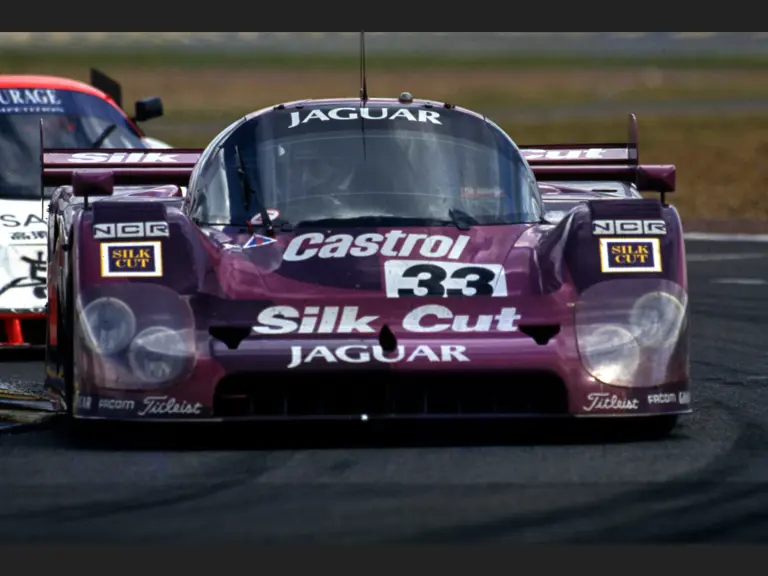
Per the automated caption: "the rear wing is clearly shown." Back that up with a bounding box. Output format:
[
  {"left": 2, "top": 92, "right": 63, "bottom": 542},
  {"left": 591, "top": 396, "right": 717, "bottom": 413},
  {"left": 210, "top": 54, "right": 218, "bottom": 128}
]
[
  {"left": 519, "top": 113, "right": 675, "bottom": 199},
  {"left": 42, "top": 149, "right": 203, "bottom": 188}
]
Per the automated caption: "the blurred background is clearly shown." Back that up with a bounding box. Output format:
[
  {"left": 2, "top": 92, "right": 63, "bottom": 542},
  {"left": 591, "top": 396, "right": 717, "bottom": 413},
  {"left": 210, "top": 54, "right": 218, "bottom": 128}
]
[{"left": 3, "top": 31, "right": 768, "bottom": 231}]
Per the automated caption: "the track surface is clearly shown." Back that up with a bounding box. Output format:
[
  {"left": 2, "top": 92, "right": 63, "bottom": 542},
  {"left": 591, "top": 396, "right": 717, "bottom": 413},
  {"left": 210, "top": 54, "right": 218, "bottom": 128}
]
[
  {"left": 0, "top": 239, "right": 766, "bottom": 543},
  {"left": 2, "top": 32, "right": 768, "bottom": 54}
]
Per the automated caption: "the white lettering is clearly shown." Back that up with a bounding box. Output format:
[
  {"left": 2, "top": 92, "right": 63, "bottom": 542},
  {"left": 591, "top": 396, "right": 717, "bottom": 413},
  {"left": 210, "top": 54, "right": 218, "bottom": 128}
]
[
  {"left": 522, "top": 148, "right": 616, "bottom": 161},
  {"left": 283, "top": 231, "right": 470, "bottom": 262},
  {"left": 98, "top": 398, "right": 136, "bottom": 411},
  {"left": 253, "top": 305, "right": 523, "bottom": 336},
  {"left": 591, "top": 219, "right": 667, "bottom": 236},
  {"left": 287, "top": 344, "right": 469, "bottom": 369},
  {"left": 583, "top": 392, "right": 639, "bottom": 412},
  {"left": 678, "top": 391, "right": 691, "bottom": 405},
  {"left": 402, "top": 305, "right": 521, "bottom": 333},
  {"left": 92, "top": 221, "right": 169, "bottom": 239},
  {"left": 137, "top": 396, "right": 203, "bottom": 417},
  {"left": 68, "top": 152, "right": 179, "bottom": 164},
  {"left": 0, "top": 88, "right": 61, "bottom": 106},
  {"left": 288, "top": 107, "right": 442, "bottom": 128},
  {"left": 647, "top": 393, "right": 677, "bottom": 405},
  {"left": 252, "top": 306, "right": 377, "bottom": 335}
]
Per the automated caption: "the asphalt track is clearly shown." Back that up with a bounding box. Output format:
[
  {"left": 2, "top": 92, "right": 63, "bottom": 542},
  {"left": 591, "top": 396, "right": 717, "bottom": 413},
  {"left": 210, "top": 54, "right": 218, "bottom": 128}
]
[
  {"left": 3, "top": 32, "right": 768, "bottom": 54},
  {"left": 0, "top": 238, "right": 765, "bottom": 543}
]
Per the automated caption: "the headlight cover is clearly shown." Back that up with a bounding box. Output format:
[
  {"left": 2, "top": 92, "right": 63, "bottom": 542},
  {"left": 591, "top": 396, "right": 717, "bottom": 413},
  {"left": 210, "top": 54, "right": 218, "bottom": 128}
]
[
  {"left": 578, "top": 325, "right": 641, "bottom": 388},
  {"left": 81, "top": 297, "right": 137, "bottom": 355},
  {"left": 127, "top": 326, "right": 195, "bottom": 387},
  {"left": 575, "top": 279, "right": 688, "bottom": 388}
]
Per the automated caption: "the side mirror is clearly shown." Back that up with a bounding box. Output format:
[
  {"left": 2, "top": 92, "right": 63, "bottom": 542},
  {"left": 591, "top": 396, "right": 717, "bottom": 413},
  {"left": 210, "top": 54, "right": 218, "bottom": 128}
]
[
  {"left": 72, "top": 170, "right": 114, "bottom": 199},
  {"left": 133, "top": 97, "right": 164, "bottom": 122}
]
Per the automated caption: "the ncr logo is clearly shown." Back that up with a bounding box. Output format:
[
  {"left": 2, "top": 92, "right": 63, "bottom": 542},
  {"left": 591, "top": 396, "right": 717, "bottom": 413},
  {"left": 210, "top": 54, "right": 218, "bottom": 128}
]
[
  {"left": 93, "top": 221, "right": 170, "bottom": 239},
  {"left": 592, "top": 219, "right": 666, "bottom": 236}
]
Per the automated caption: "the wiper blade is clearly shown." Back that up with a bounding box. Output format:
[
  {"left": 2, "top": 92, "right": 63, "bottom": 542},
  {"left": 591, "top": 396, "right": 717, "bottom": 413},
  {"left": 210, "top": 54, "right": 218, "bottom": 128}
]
[
  {"left": 91, "top": 124, "right": 117, "bottom": 148},
  {"left": 448, "top": 208, "right": 475, "bottom": 230},
  {"left": 293, "top": 216, "right": 434, "bottom": 228},
  {"left": 234, "top": 144, "right": 274, "bottom": 238}
]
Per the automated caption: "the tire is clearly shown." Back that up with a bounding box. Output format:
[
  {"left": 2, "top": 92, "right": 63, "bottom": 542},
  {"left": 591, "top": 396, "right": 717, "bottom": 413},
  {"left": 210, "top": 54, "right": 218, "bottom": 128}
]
[
  {"left": 61, "top": 269, "right": 75, "bottom": 416},
  {"left": 620, "top": 414, "right": 679, "bottom": 441}
]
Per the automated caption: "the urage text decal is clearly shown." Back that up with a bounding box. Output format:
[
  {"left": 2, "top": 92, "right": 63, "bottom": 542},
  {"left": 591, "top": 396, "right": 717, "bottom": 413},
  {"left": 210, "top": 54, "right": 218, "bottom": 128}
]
[
  {"left": 599, "top": 238, "right": 661, "bottom": 273},
  {"left": 100, "top": 241, "right": 163, "bottom": 278}
]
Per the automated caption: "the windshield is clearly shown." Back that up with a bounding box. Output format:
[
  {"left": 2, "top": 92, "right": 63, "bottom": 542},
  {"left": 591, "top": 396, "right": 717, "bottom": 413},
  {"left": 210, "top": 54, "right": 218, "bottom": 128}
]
[
  {"left": 192, "top": 104, "right": 541, "bottom": 227},
  {"left": 0, "top": 87, "right": 146, "bottom": 200}
]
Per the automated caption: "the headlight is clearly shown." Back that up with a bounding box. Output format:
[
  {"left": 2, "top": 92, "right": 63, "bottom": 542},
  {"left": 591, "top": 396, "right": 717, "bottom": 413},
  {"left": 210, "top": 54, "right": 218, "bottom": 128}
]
[
  {"left": 578, "top": 325, "right": 641, "bottom": 387},
  {"left": 127, "top": 326, "right": 193, "bottom": 386},
  {"left": 81, "top": 297, "right": 136, "bottom": 355},
  {"left": 629, "top": 291, "right": 685, "bottom": 348}
]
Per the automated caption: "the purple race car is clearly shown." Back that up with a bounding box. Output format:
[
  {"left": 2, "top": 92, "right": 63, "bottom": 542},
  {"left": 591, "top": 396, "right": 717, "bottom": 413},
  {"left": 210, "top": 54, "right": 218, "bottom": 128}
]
[{"left": 41, "top": 97, "right": 689, "bottom": 436}]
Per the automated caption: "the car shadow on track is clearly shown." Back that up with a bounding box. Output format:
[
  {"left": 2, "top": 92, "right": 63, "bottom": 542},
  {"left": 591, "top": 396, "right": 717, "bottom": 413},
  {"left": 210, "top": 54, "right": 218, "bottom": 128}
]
[{"left": 50, "top": 416, "right": 687, "bottom": 451}]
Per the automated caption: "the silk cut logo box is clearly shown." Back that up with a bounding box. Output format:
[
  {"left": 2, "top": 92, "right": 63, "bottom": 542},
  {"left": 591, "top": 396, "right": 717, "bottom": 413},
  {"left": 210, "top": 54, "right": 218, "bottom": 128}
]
[
  {"left": 99, "top": 241, "right": 163, "bottom": 278},
  {"left": 599, "top": 238, "right": 661, "bottom": 273}
]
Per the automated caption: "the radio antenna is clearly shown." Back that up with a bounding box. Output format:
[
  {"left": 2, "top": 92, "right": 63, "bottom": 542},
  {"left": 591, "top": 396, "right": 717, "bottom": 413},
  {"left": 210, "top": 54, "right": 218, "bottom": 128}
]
[{"left": 359, "top": 30, "right": 368, "bottom": 102}]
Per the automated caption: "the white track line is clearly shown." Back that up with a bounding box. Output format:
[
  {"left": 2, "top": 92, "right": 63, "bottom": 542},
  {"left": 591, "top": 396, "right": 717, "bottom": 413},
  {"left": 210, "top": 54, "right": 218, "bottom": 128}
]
[
  {"left": 685, "top": 233, "right": 768, "bottom": 242},
  {"left": 710, "top": 278, "right": 768, "bottom": 285},
  {"left": 687, "top": 253, "right": 765, "bottom": 262}
]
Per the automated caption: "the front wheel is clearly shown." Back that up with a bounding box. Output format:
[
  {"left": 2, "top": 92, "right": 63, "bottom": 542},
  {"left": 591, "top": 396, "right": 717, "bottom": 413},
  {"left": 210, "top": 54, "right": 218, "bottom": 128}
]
[{"left": 617, "top": 414, "right": 679, "bottom": 441}]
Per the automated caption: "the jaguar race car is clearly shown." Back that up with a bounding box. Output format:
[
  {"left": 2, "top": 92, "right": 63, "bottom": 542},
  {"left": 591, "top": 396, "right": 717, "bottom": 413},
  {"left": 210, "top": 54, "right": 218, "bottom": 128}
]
[
  {"left": 39, "top": 97, "right": 689, "bottom": 436},
  {"left": 0, "top": 68, "right": 168, "bottom": 347}
]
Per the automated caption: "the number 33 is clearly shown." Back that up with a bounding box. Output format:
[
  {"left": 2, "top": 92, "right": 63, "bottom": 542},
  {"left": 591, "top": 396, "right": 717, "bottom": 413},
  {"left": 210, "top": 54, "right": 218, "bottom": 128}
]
[{"left": 384, "top": 261, "right": 507, "bottom": 298}]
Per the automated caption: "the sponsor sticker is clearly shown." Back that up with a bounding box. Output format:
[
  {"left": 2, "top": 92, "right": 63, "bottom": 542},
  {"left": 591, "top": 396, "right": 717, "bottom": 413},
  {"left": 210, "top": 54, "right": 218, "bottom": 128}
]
[
  {"left": 583, "top": 392, "right": 639, "bottom": 412},
  {"left": 288, "top": 107, "right": 442, "bottom": 129},
  {"left": 98, "top": 398, "right": 136, "bottom": 411},
  {"left": 92, "top": 221, "right": 169, "bottom": 239},
  {"left": 384, "top": 260, "right": 507, "bottom": 298},
  {"left": 0, "top": 213, "right": 47, "bottom": 228},
  {"left": 647, "top": 392, "right": 677, "bottom": 405},
  {"left": 592, "top": 219, "right": 667, "bottom": 236},
  {"left": 100, "top": 241, "right": 163, "bottom": 278},
  {"left": 243, "top": 234, "right": 277, "bottom": 249},
  {"left": 283, "top": 231, "right": 470, "bottom": 262},
  {"left": 67, "top": 152, "right": 180, "bottom": 163},
  {"left": 251, "top": 304, "right": 522, "bottom": 335},
  {"left": 521, "top": 147, "right": 628, "bottom": 161},
  {"left": 137, "top": 396, "right": 203, "bottom": 417},
  {"left": 288, "top": 344, "right": 469, "bottom": 369},
  {"left": 0, "top": 88, "right": 64, "bottom": 113},
  {"left": 678, "top": 391, "right": 691, "bottom": 405},
  {"left": 599, "top": 238, "right": 661, "bottom": 274},
  {"left": 76, "top": 395, "right": 92, "bottom": 410}
]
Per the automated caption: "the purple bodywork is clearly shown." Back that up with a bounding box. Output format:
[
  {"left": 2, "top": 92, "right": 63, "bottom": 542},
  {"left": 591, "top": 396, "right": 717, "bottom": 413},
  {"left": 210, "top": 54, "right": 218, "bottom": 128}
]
[{"left": 40, "top": 99, "right": 690, "bottom": 430}]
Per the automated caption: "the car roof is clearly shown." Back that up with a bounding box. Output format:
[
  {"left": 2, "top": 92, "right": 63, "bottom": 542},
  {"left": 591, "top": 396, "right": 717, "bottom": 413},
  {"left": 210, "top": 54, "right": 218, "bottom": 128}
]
[{"left": 0, "top": 75, "right": 108, "bottom": 100}]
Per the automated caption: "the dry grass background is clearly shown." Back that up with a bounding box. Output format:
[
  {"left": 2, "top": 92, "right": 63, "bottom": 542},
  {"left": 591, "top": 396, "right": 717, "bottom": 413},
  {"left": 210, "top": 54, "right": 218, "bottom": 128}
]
[{"left": 9, "top": 55, "right": 768, "bottom": 228}]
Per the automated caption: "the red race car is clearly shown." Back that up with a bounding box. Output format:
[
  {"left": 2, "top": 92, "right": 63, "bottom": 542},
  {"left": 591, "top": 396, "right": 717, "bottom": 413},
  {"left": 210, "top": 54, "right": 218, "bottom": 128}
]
[{"left": 0, "top": 69, "right": 168, "bottom": 348}]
